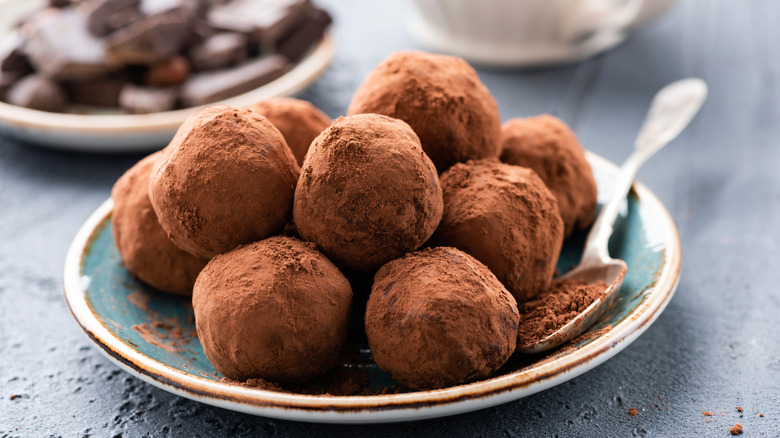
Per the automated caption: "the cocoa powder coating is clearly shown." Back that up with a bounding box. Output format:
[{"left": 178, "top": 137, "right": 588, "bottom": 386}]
[
  {"left": 365, "top": 247, "right": 519, "bottom": 390},
  {"left": 517, "top": 278, "right": 607, "bottom": 346},
  {"left": 149, "top": 105, "right": 300, "bottom": 259},
  {"left": 193, "top": 236, "right": 353, "bottom": 384},
  {"left": 111, "top": 152, "right": 207, "bottom": 295},
  {"left": 435, "top": 159, "right": 564, "bottom": 304},
  {"left": 500, "top": 115, "right": 598, "bottom": 237},
  {"left": 347, "top": 51, "right": 501, "bottom": 172},
  {"left": 293, "top": 114, "right": 443, "bottom": 271},
  {"left": 249, "top": 97, "right": 332, "bottom": 166}
]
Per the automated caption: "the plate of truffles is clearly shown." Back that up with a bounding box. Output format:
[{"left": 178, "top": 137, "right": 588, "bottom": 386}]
[
  {"left": 0, "top": 0, "right": 334, "bottom": 151},
  {"left": 64, "top": 51, "right": 682, "bottom": 423}
]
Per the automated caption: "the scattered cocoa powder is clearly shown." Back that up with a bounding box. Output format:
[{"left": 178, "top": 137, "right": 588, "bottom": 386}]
[
  {"left": 500, "top": 115, "right": 598, "bottom": 237},
  {"left": 435, "top": 159, "right": 564, "bottom": 304},
  {"left": 347, "top": 51, "right": 501, "bottom": 172},
  {"left": 517, "top": 279, "right": 608, "bottom": 346},
  {"left": 703, "top": 411, "right": 713, "bottom": 416},
  {"left": 365, "top": 247, "right": 519, "bottom": 390},
  {"left": 628, "top": 408, "right": 638, "bottom": 416},
  {"left": 249, "top": 97, "right": 331, "bottom": 166},
  {"left": 729, "top": 423, "right": 743, "bottom": 435},
  {"left": 293, "top": 114, "right": 443, "bottom": 271}
]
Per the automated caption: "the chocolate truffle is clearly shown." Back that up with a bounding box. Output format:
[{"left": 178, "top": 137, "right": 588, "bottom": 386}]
[
  {"left": 149, "top": 105, "right": 299, "bottom": 259},
  {"left": 111, "top": 152, "right": 207, "bottom": 295},
  {"left": 193, "top": 236, "right": 353, "bottom": 383},
  {"left": 249, "top": 97, "right": 331, "bottom": 166},
  {"left": 347, "top": 51, "right": 501, "bottom": 172},
  {"left": 365, "top": 247, "right": 519, "bottom": 389},
  {"left": 293, "top": 114, "right": 443, "bottom": 271},
  {"left": 501, "top": 115, "right": 598, "bottom": 236},
  {"left": 435, "top": 159, "right": 564, "bottom": 303}
]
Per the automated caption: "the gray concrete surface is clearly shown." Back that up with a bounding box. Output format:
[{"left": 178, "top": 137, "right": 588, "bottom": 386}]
[{"left": 2, "top": 0, "right": 779, "bottom": 436}]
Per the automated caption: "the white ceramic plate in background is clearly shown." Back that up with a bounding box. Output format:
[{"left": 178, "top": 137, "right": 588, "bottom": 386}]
[{"left": 0, "top": 0, "right": 335, "bottom": 152}]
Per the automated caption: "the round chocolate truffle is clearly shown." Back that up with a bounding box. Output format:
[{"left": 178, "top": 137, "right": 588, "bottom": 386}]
[
  {"left": 365, "top": 247, "right": 519, "bottom": 389},
  {"left": 501, "top": 115, "right": 598, "bottom": 237},
  {"left": 435, "top": 159, "right": 564, "bottom": 304},
  {"left": 249, "top": 97, "right": 331, "bottom": 166},
  {"left": 112, "top": 152, "right": 207, "bottom": 295},
  {"left": 347, "top": 51, "right": 501, "bottom": 172},
  {"left": 193, "top": 236, "right": 353, "bottom": 383},
  {"left": 293, "top": 114, "right": 443, "bottom": 271},
  {"left": 149, "top": 105, "right": 300, "bottom": 259}
]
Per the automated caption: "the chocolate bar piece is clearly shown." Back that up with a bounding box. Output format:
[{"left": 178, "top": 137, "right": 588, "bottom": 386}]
[
  {"left": 6, "top": 74, "right": 68, "bottom": 112},
  {"left": 188, "top": 32, "right": 247, "bottom": 71},
  {"left": 68, "top": 77, "right": 124, "bottom": 107},
  {"left": 180, "top": 54, "right": 288, "bottom": 107},
  {"left": 140, "top": 0, "right": 204, "bottom": 19},
  {"left": 106, "top": 10, "right": 190, "bottom": 65},
  {"left": 0, "top": 71, "right": 22, "bottom": 99},
  {"left": 119, "top": 84, "right": 178, "bottom": 113},
  {"left": 81, "top": 0, "right": 140, "bottom": 36},
  {"left": 0, "top": 32, "right": 33, "bottom": 76},
  {"left": 208, "top": 0, "right": 309, "bottom": 45},
  {"left": 24, "top": 9, "right": 109, "bottom": 80},
  {"left": 275, "top": 7, "right": 331, "bottom": 62},
  {"left": 146, "top": 56, "right": 190, "bottom": 86}
]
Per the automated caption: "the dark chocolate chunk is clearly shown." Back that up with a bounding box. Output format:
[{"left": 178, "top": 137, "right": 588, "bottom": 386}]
[
  {"left": 49, "top": 0, "right": 72, "bottom": 7},
  {"left": 275, "top": 7, "right": 331, "bottom": 62},
  {"left": 0, "top": 32, "right": 33, "bottom": 76},
  {"left": 140, "top": 0, "right": 204, "bottom": 18},
  {"left": 6, "top": 74, "right": 68, "bottom": 112},
  {"left": 188, "top": 32, "right": 247, "bottom": 71},
  {"left": 180, "top": 54, "right": 288, "bottom": 107},
  {"left": 24, "top": 9, "right": 109, "bottom": 81},
  {"left": 106, "top": 10, "right": 191, "bottom": 65},
  {"left": 119, "top": 84, "right": 178, "bottom": 113},
  {"left": 208, "top": 0, "right": 309, "bottom": 46},
  {"left": 81, "top": 0, "right": 140, "bottom": 36},
  {"left": 0, "top": 71, "right": 22, "bottom": 99},
  {"left": 146, "top": 56, "right": 190, "bottom": 86},
  {"left": 68, "top": 78, "right": 124, "bottom": 107}
]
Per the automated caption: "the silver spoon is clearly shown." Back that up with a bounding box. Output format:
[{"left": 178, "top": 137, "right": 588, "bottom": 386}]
[{"left": 517, "top": 78, "right": 708, "bottom": 354}]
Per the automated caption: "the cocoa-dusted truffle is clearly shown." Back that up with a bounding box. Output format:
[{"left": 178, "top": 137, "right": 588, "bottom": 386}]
[
  {"left": 501, "top": 115, "right": 597, "bottom": 236},
  {"left": 149, "top": 105, "right": 299, "bottom": 259},
  {"left": 365, "top": 247, "right": 519, "bottom": 389},
  {"left": 249, "top": 97, "right": 331, "bottom": 166},
  {"left": 293, "top": 114, "right": 443, "bottom": 271},
  {"left": 435, "top": 159, "right": 564, "bottom": 303},
  {"left": 193, "top": 236, "right": 353, "bottom": 383},
  {"left": 112, "top": 152, "right": 207, "bottom": 295},
  {"left": 347, "top": 51, "right": 501, "bottom": 172}
]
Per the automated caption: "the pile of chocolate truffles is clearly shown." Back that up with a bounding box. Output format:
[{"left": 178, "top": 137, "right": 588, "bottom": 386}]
[
  {"left": 112, "top": 50, "right": 598, "bottom": 390},
  {"left": 0, "top": 0, "right": 331, "bottom": 114}
]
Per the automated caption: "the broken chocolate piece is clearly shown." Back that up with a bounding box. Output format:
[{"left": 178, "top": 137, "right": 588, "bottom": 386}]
[
  {"left": 81, "top": 0, "right": 140, "bottom": 36},
  {"left": 0, "top": 71, "right": 22, "bottom": 99},
  {"left": 119, "top": 84, "right": 178, "bottom": 113},
  {"left": 146, "top": 56, "right": 190, "bottom": 86},
  {"left": 106, "top": 10, "right": 190, "bottom": 65},
  {"left": 180, "top": 55, "right": 288, "bottom": 107},
  {"left": 24, "top": 9, "right": 109, "bottom": 80},
  {"left": 188, "top": 32, "right": 247, "bottom": 71},
  {"left": 208, "top": 0, "right": 309, "bottom": 46},
  {"left": 276, "top": 7, "right": 331, "bottom": 62},
  {"left": 50, "top": 0, "right": 72, "bottom": 7},
  {"left": 140, "top": 0, "right": 204, "bottom": 18},
  {"left": 68, "top": 78, "right": 124, "bottom": 107},
  {"left": 0, "top": 32, "right": 33, "bottom": 76},
  {"left": 6, "top": 74, "right": 68, "bottom": 112}
]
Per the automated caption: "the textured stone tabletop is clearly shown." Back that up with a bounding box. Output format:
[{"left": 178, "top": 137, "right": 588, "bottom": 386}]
[{"left": 2, "top": 0, "right": 779, "bottom": 436}]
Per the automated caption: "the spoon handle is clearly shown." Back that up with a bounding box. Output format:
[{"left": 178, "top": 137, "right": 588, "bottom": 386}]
[{"left": 580, "top": 78, "right": 708, "bottom": 264}]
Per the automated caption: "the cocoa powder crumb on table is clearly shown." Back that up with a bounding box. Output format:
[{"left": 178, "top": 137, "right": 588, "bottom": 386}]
[
  {"left": 760, "top": 413, "right": 764, "bottom": 417},
  {"left": 702, "top": 411, "right": 713, "bottom": 416},
  {"left": 628, "top": 408, "right": 639, "bottom": 416},
  {"left": 737, "top": 406, "right": 743, "bottom": 412},
  {"left": 729, "top": 423, "right": 743, "bottom": 435}
]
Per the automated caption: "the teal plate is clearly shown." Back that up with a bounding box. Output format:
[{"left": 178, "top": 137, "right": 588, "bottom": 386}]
[{"left": 63, "top": 152, "right": 681, "bottom": 424}]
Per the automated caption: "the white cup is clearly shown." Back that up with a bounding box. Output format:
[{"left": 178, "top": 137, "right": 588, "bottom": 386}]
[{"left": 407, "top": 0, "right": 678, "bottom": 66}]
